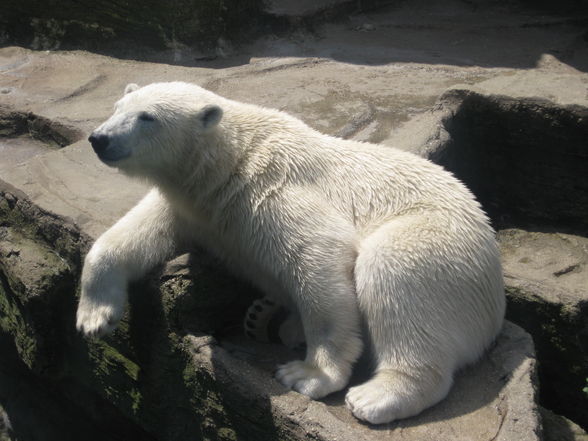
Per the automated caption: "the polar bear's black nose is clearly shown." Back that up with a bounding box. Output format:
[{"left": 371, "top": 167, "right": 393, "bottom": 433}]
[{"left": 88, "top": 133, "right": 110, "bottom": 154}]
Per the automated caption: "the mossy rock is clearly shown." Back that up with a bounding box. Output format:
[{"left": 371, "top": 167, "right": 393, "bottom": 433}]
[
  {"left": 1, "top": 0, "right": 267, "bottom": 51},
  {"left": 0, "top": 181, "right": 286, "bottom": 441}
]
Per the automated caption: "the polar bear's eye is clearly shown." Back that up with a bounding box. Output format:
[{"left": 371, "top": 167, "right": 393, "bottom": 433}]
[{"left": 138, "top": 112, "right": 155, "bottom": 122}]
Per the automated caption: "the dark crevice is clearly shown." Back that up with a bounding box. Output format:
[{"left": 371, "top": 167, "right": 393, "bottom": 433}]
[
  {"left": 0, "top": 108, "right": 83, "bottom": 148},
  {"left": 0, "top": 330, "right": 156, "bottom": 441},
  {"left": 431, "top": 91, "right": 588, "bottom": 237}
]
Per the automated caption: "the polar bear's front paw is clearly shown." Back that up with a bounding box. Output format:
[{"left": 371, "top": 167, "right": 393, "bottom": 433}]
[
  {"left": 275, "top": 360, "right": 346, "bottom": 399},
  {"left": 76, "top": 301, "right": 123, "bottom": 338}
]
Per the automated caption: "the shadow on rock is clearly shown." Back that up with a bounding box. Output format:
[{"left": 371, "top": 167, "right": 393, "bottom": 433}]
[
  {"left": 13, "top": 2, "right": 588, "bottom": 73},
  {"left": 123, "top": 252, "right": 285, "bottom": 441},
  {"left": 144, "top": 251, "right": 539, "bottom": 441}
]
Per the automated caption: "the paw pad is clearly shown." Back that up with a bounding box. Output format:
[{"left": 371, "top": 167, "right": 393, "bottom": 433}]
[
  {"left": 244, "top": 297, "right": 306, "bottom": 349},
  {"left": 243, "top": 297, "right": 280, "bottom": 342}
]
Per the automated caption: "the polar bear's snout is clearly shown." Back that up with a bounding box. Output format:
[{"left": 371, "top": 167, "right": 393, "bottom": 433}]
[
  {"left": 88, "top": 133, "right": 110, "bottom": 155},
  {"left": 88, "top": 129, "right": 132, "bottom": 164}
]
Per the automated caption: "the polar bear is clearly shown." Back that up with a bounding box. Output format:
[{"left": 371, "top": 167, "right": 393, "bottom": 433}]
[{"left": 77, "top": 81, "right": 505, "bottom": 424}]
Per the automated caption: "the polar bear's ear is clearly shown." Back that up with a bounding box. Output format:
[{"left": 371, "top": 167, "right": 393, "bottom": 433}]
[
  {"left": 197, "top": 104, "right": 223, "bottom": 130},
  {"left": 124, "top": 83, "right": 140, "bottom": 95}
]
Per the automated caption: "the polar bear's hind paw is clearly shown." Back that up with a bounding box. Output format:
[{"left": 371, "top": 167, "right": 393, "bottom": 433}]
[
  {"left": 244, "top": 297, "right": 306, "bottom": 349},
  {"left": 345, "top": 369, "right": 452, "bottom": 424},
  {"left": 243, "top": 297, "right": 279, "bottom": 342}
]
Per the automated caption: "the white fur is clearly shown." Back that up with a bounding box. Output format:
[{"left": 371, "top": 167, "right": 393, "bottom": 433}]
[{"left": 77, "top": 82, "right": 505, "bottom": 424}]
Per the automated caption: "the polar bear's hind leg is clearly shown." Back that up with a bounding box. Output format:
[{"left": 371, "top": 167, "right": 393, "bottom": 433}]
[
  {"left": 346, "top": 213, "right": 503, "bottom": 424},
  {"left": 346, "top": 367, "right": 453, "bottom": 424}
]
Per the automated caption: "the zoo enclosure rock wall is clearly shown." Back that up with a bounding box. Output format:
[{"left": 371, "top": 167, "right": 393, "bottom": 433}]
[
  {"left": 5, "top": 0, "right": 586, "bottom": 54},
  {"left": 431, "top": 91, "right": 588, "bottom": 236},
  {"left": 2, "top": 5, "right": 588, "bottom": 433},
  {"left": 0, "top": 0, "right": 384, "bottom": 54},
  {"left": 0, "top": 51, "right": 547, "bottom": 440}
]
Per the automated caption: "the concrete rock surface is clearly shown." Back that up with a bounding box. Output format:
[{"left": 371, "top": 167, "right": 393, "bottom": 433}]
[{"left": 1, "top": 1, "right": 587, "bottom": 439}]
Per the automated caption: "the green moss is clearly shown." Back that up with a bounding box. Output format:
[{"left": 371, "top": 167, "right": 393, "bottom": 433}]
[
  {"left": 0, "top": 188, "right": 88, "bottom": 272},
  {"left": 0, "top": 276, "right": 22, "bottom": 333},
  {"left": 82, "top": 339, "right": 144, "bottom": 416},
  {"left": 92, "top": 340, "right": 140, "bottom": 381},
  {"left": 216, "top": 427, "right": 238, "bottom": 441},
  {"left": 129, "top": 388, "right": 142, "bottom": 414}
]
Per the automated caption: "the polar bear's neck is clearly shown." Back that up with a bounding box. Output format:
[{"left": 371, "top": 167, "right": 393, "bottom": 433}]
[{"left": 153, "top": 101, "right": 314, "bottom": 219}]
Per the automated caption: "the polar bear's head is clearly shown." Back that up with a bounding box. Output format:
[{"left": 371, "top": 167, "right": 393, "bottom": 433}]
[{"left": 88, "top": 82, "right": 223, "bottom": 176}]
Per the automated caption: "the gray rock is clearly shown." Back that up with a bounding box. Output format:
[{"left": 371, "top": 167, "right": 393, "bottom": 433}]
[
  {"left": 500, "top": 229, "right": 588, "bottom": 429},
  {"left": 266, "top": 0, "right": 352, "bottom": 17},
  {"left": 182, "top": 321, "right": 540, "bottom": 441},
  {"left": 541, "top": 407, "right": 588, "bottom": 441},
  {"left": 0, "top": 404, "right": 14, "bottom": 441}
]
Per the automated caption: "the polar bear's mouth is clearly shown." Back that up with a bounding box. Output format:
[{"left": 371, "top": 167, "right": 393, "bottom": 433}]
[{"left": 96, "top": 149, "right": 131, "bottom": 163}]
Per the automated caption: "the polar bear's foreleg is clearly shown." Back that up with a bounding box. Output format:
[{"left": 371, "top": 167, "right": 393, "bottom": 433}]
[
  {"left": 346, "top": 215, "right": 460, "bottom": 424},
  {"left": 77, "top": 188, "right": 184, "bottom": 337},
  {"left": 274, "top": 236, "right": 363, "bottom": 399},
  {"left": 275, "top": 284, "right": 363, "bottom": 398}
]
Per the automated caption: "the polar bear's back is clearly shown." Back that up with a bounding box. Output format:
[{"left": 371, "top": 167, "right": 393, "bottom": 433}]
[
  {"left": 221, "top": 97, "right": 493, "bottom": 236},
  {"left": 273, "top": 129, "right": 488, "bottom": 230}
]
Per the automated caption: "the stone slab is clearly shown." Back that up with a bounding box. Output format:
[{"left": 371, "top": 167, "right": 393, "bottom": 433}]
[
  {"left": 266, "top": 0, "right": 351, "bottom": 17},
  {"left": 205, "top": 319, "right": 540, "bottom": 441},
  {"left": 499, "top": 229, "right": 588, "bottom": 304}
]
